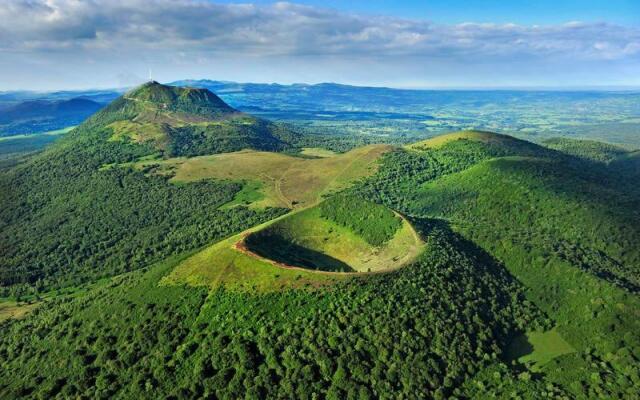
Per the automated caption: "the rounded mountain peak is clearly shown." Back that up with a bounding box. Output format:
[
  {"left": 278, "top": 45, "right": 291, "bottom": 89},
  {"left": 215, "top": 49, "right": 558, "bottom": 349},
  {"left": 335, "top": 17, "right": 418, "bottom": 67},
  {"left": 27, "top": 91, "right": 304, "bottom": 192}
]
[{"left": 125, "top": 81, "right": 236, "bottom": 116}]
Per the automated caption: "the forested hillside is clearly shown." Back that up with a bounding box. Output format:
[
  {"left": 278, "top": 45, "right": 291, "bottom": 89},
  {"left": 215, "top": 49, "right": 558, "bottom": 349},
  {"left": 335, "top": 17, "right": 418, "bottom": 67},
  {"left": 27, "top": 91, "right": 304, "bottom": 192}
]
[
  {"left": 319, "top": 195, "right": 401, "bottom": 246},
  {"left": 1, "top": 84, "right": 639, "bottom": 400},
  {"left": 351, "top": 132, "right": 640, "bottom": 398},
  {"left": 0, "top": 221, "right": 546, "bottom": 399},
  {"left": 0, "top": 83, "right": 289, "bottom": 294},
  {"left": 542, "top": 137, "right": 631, "bottom": 163},
  {"left": 542, "top": 137, "right": 640, "bottom": 183}
]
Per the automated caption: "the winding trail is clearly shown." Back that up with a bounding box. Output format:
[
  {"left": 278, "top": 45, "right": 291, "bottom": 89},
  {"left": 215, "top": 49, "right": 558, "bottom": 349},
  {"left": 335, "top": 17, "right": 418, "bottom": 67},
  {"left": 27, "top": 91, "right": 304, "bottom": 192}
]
[{"left": 273, "top": 165, "right": 293, "bottom": 208}]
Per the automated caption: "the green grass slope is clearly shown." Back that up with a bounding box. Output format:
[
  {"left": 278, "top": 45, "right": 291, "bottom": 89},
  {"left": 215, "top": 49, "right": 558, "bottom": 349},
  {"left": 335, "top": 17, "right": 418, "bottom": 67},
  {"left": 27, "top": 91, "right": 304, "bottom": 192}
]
[
  {"left": 163, "top": 197, "right": 422, "bottom": 291},
  {"left": 160, "top": 213, "right": 346, "bottom": 292},
  {"left": 406, "top": 130, "right": 547, "bottom": 155},
  {"left": 506, "top": 328, "right": 575, "bottom": 371},
  {"left": 129, "top": 144, "right": 392, "bottom": 209},
  {"left": 125, "top": 82, "right": 235, "bottom": 116}
]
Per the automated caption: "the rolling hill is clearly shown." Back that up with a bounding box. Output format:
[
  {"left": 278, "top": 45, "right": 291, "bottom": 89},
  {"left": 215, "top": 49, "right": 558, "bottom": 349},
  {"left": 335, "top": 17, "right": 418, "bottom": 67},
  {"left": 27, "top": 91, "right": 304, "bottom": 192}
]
[
  {"left": 353, "top": 131, "right": 640, "bottom": 398},
  {"left": 127, "top": 144, "right": 392, "bottom": 208},
  {"left": 0, "top": 82, "right": 639, "bottom": 400},
  {"left": 0, "top": 97, "right": 103, "bottom": 136}
]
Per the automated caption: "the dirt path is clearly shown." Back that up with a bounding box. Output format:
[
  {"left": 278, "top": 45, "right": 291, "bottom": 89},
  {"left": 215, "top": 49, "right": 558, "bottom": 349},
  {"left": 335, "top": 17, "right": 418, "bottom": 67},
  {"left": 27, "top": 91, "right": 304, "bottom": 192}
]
[
  {"left": 323, "top": 147, "right": 371, "bottom": 196},
  {"left": 274, "top": 166, "right": 293, "bottom": 208}
]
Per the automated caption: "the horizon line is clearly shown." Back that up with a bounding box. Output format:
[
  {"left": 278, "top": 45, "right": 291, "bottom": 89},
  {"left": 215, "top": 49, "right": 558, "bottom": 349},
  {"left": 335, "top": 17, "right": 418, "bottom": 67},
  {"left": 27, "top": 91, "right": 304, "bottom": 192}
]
[{"left": 3, "top": 80, "right": 640, "bottom": 94}]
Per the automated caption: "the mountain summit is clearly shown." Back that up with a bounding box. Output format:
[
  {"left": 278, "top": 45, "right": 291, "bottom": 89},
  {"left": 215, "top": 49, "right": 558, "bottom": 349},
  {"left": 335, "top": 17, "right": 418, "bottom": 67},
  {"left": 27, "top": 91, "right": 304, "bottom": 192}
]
[
  {"left": 124, "top": 81, "right": 235, "bottom": 117},
  {"left": 78, "top": 82, "right": 291, "bottom": 156}
]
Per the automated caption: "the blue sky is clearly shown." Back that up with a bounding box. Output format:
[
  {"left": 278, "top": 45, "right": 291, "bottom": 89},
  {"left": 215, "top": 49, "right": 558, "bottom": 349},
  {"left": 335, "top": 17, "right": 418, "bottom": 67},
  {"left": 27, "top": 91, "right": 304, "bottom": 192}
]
[
  {"left": 0, "top": 0, "right": 638, "bottom": 90},
  {"left": 227, "top": 0, "right": 640, "bottom": 25}
]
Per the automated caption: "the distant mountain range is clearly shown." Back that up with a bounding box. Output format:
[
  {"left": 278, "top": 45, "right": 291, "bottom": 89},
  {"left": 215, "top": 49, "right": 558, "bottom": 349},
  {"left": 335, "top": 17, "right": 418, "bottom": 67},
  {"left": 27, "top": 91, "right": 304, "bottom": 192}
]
[
  {"left": 0, "top": 97, "right": 104, "bottom": 136},
  {"left": 2, "top": 80, "right": 639, "bottom": 147},
  {"left": 5, "top": 80, "right": 638, "bottom": 114}
]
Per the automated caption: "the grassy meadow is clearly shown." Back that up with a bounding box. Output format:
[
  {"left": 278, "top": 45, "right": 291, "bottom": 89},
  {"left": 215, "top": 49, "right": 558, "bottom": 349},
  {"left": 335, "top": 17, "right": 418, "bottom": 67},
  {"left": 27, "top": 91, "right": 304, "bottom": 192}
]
[
  {"left": 406, "top": 130, "right": 503, "bottom": 150},
  {"left": 299, "top": 147, "right": 338, "bottom": 157},
  {"left": 133, "top": 144, "right": 393, "bottom": 208},
  {"left": 0, "top": 300, "right": 38, "bottom": 322},
  {"left": 506, "top": 328, "right": 575, "bottom": 371}
]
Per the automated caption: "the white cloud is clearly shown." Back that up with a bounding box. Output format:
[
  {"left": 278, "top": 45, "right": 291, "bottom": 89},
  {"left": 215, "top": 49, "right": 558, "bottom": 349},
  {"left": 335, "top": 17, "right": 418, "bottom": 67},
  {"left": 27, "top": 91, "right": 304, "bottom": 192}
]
[
  {"left": 0, "top": 0, "right": 638, "bottom": 89},
  {"left": 1, "top": 0, "right": 638, "bottom": 59}
]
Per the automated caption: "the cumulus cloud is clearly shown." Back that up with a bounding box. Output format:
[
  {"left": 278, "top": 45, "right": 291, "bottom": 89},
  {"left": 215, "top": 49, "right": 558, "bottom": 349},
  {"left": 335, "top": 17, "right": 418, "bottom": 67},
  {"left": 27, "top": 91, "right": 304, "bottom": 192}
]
[
  {"left": 0, "top": 0, "right": 638, "bottom": 89},
  {"left": 1, "top": 0, "right": 638, "bottom": 59}
]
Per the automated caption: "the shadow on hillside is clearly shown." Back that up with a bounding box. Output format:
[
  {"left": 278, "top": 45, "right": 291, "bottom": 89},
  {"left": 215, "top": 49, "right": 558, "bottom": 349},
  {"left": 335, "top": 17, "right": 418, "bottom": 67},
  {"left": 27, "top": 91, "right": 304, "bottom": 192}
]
[
  {"left": 505, "top": 334, "right": 535, "bottom": 362},
  {"left": 410, "top": 216, "right": 551, "bottom": 338}
]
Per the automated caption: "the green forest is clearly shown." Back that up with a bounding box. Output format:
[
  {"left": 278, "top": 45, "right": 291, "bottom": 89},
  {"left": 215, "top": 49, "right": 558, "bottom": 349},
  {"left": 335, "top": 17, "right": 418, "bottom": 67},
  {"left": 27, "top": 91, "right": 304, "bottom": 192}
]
[
  {"left": 0, "top": 222, "right": 549, "bottom": 399},
  {"left": 1, "top": 83, "right": 639, "bottom": 399},
  {"left": 349, "top": 134, "right": 640, "bottom": 398},
  {"left": 318, "top": 195, "right": 401, "bottom": 246}
]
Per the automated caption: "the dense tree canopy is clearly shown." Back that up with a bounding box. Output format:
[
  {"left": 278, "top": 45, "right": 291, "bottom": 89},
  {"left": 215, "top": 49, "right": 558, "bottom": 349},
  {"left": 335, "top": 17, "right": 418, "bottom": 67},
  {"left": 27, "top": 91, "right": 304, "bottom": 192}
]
[
  {"left": 350, "top": 136, "right": 640, "bottom": 398},
  {"left": 319, "top": 195, "right": 401, "bottom": 246},
  {"left": 1, "top": 84, "right": 639, "bottom": 399},
  {"left": 0, "top": 221, "right": 545, "bottom": 399}
]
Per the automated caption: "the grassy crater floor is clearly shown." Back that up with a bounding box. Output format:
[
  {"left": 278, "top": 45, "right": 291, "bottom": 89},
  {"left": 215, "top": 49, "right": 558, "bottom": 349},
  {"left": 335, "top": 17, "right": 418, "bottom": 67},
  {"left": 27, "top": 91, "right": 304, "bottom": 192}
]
[
  {"left": 241, "top": 206, "right": 423, "bottom": 273},
  {"left": 162, "top": 203, "right": 424, "bottom": 291}
]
